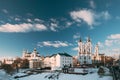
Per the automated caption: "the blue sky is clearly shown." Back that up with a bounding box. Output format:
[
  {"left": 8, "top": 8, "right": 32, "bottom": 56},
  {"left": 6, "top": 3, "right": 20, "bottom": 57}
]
[{"left": 0, "top": 0, "right": 120, "bottom": 58}]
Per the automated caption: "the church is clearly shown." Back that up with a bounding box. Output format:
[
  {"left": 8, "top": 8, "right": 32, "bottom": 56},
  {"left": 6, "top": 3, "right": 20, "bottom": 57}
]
[
  {"left": 77, "top": 37, "right": 101, "bottom": 65},
  {"left": 22, "top": 48, "right": 42, "bottom": 68}
]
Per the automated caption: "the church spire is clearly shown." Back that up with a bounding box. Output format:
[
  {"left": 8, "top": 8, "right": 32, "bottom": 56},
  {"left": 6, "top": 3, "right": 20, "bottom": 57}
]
[
  {"left": 79, "top": 37, "right": 82, "bottom": 42},
  {"left": 87, "top": 36, "right": 91, "bottom": 42}
]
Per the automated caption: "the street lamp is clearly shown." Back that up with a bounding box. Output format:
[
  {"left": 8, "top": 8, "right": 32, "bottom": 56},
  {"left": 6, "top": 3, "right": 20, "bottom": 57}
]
[{"left": 103, "top": 54, "right": 105, "bottom": 67}]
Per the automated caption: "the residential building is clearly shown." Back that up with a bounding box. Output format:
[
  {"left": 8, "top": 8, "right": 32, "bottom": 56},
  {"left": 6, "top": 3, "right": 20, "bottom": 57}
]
[
  {"left": 73, "top": 56, "right": 79, "bottom": 67},
  {"left": 43, "top": 56, "right": 51, "bottom": 68},
  {"left": 0, "top": 61, "right": 2, "bottom": 66},
  {"left": 44, "top": 53, "right": 73, "bottom": 70},
  {"left": 119, "top": 54, "right": 120, "bottom": 68},
  {"left": 2, "top": 57, "right": 15, "bottom": 64}
]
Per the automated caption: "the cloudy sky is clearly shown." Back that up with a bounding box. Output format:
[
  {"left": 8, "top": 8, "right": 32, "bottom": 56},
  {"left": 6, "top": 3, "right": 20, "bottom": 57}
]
[{"left": 0, "top": 0, "right": 120, "bottom": 57}]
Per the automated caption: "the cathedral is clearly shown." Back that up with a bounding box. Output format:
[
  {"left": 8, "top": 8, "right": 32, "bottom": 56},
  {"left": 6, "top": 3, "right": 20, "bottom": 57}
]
[
  {"left": 78, "top": 37, "right": 100, "bottom": 65},
  {"left": 22, "top": 48, "right": 41, "bottom": 60},
  {"left": 22, "top": 48, "right": 42, "bottom": 68}
]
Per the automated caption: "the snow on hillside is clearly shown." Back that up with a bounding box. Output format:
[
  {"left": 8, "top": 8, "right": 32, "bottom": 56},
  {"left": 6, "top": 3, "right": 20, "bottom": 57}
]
[
  {"left": 18, "top": 68, "right": 112, "bottom": 80},
  {"left": 18, "top": 72, "right": 112, "bottom": 80},
  {"left": 0, "top": 68, "right": 113, "bottom": 80},
  {"left": 0, "top": 69, "right": 15, "bottom": 80}
]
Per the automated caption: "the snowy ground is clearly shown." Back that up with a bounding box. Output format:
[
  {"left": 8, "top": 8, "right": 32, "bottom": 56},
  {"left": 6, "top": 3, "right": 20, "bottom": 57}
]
[
  {"left": 0, "top": 68, "right": 113, "bottom": 80},
  {"left": 0, "top": 69, "right": 15, "bottom": 80},
  {"left": 18, "top": 72, "right": 112, "bottom": 80}
]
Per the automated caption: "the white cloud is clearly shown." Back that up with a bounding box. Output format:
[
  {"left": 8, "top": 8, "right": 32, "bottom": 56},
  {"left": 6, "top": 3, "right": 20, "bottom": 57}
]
[
  {"left": 90, "top": 0, "right": 96, "bottom": 9},
  {"left": 104, "top": 34, "right": 120, "bottom": 47},
  {"left": 15, "top": 18, "right": 21, "bottom": 21},
  {"left": 70, "top": 9, "right": 95, "bottom": 26},
  {"left": 50, "top": 18, "right": 57, "bottom": 22},
  {"left": 49, "top": 18, "right": 59, "bottom": 32},
  {"left": 105, "top": 40, "right": 113, "bottom": 46},
  {"left": 112, "top": 48, "right": 120, "bottom": 53},
  {"left": 50, "top": 23, "right": 58, "bottom": 32},
  {"left": 2, "top": 9, "right": 8, "bottom": 13},
  {"left": 72, "top": 47, "right": 78, "bottom": 51},
  {"left": 34, "top": 18, "right": 43, "bottom": 22},
  {"left": 34, "top": 24, "right": 47, "bottom": 31},
  {"left": 27, "top": 19, "right": 32, "bottom": 22},
  {"left": 97, "top": 41, "right": 104, "bottom": 48},
  {"left": 70, "top": 9, "right": 111, "bottom": 27},
  {"left": 111, "top": 48, "right": 120, "bottom": 59},
  {"left": 37, "top": 41, "right": 71, "bottom": 48},
  {"left": 101, "top": 11, "right": 111, "bottom": 20},
  {"left": 107, "top": 34, "right": 120, "bottom": 39},
  {"left": 98, "top": 34, "right": 120, "bottom": 56},
  {"left": 73, "top": 33, "right": 80, "bottom": 39},
  {"left": 66, "top": 22, "right": 74, "bottom": 27},
  {"left": 0, "top": 23, "right": 47, "bottom": 32}
]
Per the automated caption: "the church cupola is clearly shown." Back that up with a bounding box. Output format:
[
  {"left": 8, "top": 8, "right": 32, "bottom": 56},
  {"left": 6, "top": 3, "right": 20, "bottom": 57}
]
[{"left": 34, "top": 48, "right": 37, "bottom": 51}]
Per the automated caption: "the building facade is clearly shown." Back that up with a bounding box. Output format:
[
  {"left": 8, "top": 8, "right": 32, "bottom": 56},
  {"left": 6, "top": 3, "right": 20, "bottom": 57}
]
[
  {"left": 78, "top": 37, "right": 92, "bottom": 65},
  {"left": 44, "top": 53, "right": 73, "bottom": 70},
  {"left": 43, "top": 56, "right": 51, "bottom": 68},
  {"left": 92, "top": 44, "right": 101, "bottom": 63},
  {"left": 22, "top": 48, "right": 42, "bottom": 69},
  {"left": 2, "top": 58, "right": 15, "bottom": 64}
]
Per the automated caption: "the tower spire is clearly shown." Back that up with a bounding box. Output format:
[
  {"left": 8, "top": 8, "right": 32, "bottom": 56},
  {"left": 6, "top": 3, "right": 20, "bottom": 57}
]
[
  {"left": 79, "top": 37, "right": 82, "bottom": 42},
  {"left": 87, "top": 36, "right": 91, "bottom": 42}
]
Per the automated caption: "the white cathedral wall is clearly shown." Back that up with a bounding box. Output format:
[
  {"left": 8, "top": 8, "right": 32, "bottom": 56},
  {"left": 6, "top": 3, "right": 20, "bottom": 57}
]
[{"left": 56, "top": 54, "right": 61, "bottom": 67}]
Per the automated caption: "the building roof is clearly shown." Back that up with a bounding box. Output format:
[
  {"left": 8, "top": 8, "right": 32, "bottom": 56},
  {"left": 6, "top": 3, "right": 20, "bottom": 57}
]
[
  {"left": 58, "top": 53, "right": 72, "bottom": 57},
  {"left": 26, "top": 52, "right": 40, "bottom": 54},
  {"left": 50, "top": 53, "right": 72, "bottom": 57},
  {"left": 27, "top": 52, "right": 31, "bottom": 54}
]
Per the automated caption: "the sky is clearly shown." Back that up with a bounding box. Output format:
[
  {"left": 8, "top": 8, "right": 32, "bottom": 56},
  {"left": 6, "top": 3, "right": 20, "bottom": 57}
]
[{"left": 0, "top": 0, "right": 120, "bottom": 58}]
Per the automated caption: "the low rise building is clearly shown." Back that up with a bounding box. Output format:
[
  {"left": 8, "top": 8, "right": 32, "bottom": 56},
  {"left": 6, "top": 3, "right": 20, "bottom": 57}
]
[
  {"left": 43, "top": 56, "right": 51, "bottom": 68},
  {"left": 0, "top": 61, "right": 2, "bottom": 66},
  {"left": 44, "top": 53, "right": 73, "bottom": 70},
  {"left": 2, "top": 57, "right": 15, "bottom": 64}
]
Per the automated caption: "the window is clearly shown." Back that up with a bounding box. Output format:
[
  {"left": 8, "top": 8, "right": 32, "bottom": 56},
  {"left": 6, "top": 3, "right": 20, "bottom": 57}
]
[
  {"left": 89, "top": 56, "right": 90, "bottom": 59},
  {"left": 84, "top": 56, "right": 86, "bottom": 59}
]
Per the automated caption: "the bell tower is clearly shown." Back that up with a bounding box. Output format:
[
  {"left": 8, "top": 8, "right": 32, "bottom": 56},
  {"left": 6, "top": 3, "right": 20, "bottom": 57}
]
[{"left": 78, "top": 38, "right": 82, "bottom": 55}]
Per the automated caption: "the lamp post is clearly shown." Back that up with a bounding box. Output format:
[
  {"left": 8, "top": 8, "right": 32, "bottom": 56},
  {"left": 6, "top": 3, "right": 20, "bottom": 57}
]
[
  {"left": 103, "top": 54, "right": 105, "bottom": 67},
  {"left": 119, "top": 54, "right": 120, "bottom": 69}
]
